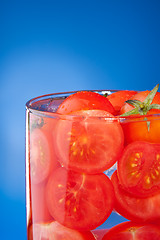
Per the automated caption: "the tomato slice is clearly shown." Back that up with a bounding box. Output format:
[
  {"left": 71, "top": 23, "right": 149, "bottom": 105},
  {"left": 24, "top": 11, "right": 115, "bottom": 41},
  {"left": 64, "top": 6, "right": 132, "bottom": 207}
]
[
  {"left": 102, "top": 221, "right": 160, "bottom": 240},
  {"left": 111, "top": 171, "right": 160, "bottom": 222},
  {"left": 56, "top": 91, "right": 115, "bottom": 115},
  {"left": 107, "top": 90, "right": 137, "bottom": 115},
  {"left": 54, "top": 110, "right": 124, "bottom": 174},
  {"left": 117, "top": 141, "right": 160, "bottom": 197},
  {"left": 31, "top": 181, "right": 53, "bottom": 223},
  {"left": 29, "top": 128, "right": 55, "bottom": 184},
  {"left": 28, "top": 221, "right": 95, "bottom": 240},
  {"left": 46, "top": 167, "right": 114, "bottom": 230}
]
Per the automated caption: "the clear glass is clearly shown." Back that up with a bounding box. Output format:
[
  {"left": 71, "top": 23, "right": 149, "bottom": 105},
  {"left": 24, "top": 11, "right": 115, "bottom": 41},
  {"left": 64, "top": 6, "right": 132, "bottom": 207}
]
[{"left": 26, "top": 90, "right": 160, "bottom": 240}]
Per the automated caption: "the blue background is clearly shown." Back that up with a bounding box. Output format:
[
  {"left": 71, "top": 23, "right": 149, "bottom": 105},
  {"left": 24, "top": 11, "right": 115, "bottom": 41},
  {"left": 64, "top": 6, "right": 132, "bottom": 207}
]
[{"left": 0, "top": 1, "right": 160, "bottom": 239}]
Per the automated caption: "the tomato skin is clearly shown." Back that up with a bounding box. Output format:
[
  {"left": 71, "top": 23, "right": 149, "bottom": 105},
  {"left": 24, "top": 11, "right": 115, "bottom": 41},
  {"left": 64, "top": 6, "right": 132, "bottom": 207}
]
[
  {"left": 111, "top": 171, "right": 160, "bottom": 223},
  {"left": 121, "top": 115, "right": 160, "bottom": 144},
  {"left": 56, "top": 91, "right": 116, "bottom": 115},
  {"left": 117, "top": 141, "right": 160, "bottom": 198},
  {"left": 120, "top": 91, "right": 160, "bottom": 144},
  {"left": 102, "top": 221, "right": 160, "bottom": 240},
  {"left": 46, "top": 167, "right": 115, "bottom": 231},
  {"left": 54, "top": 110, "right": 124, "bottom": 174},
  {"left": 120, "top": 90, "right": 160, "bottom": 115},
  {"left": 28, "top": 221, "right": 96, "bottom": 240},
  {"left": 107, "top": 90, "right": 137, "bottom": 115}
]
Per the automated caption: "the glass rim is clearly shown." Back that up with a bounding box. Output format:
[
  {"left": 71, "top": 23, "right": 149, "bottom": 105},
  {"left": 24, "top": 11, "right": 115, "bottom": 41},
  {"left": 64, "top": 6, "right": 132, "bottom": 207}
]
[
  {"left": 25, "top": 89, "right": 160, "bottom": 122},
  {"left": 26, "top": 89, "right": 115, "bottom": 108}
]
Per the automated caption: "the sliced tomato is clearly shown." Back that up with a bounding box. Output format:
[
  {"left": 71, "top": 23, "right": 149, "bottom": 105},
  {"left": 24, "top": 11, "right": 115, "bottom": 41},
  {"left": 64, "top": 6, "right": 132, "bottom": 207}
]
[
  {"left": 117, "top": 141, "right": 160, "bottom": 197},
  {"left": 56, "top": 91, "right": 115, "bottom": 115},
  {"left": 31, "top": 182, "right": 53, "bottom": 223},
  {"left": 107, "top": 90, "right": 137, "bottom": 115},
  {"left": 54, "top": 110, "right": 124, "bottom": 174},
  {"left": 29, "top": 128, "right": 56, "bottom": 184},
  {"left": 111, "top": 171, "right": 160, "bottom": 223},
  {"left": 102, "top": 221, "right": 160, "bottom": 240},
  {"left": 28, "top": 221, "right": 95, "bottom": 240},
  {"left": 120, "top": 90, "right": 160, "bottom": 144},
  {"left": 46, "top": 167, "right": 114, "bottom": 230}
]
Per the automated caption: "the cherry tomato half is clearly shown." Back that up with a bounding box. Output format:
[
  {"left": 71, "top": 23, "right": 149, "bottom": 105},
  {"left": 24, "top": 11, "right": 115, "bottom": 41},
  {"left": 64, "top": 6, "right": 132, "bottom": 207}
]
[
  {"left": 29, "top": 128, "right": 52, "bottom": 184},
  {"left": 107, "top": 90, "right": 137, "bottom": 115},
  {"left": 117, "top": 141, "right": 160, "bottom": 197},
  {"left": 102, "top": 221, "right": 160, "bottom": 240},
  {"left": 111, "top": 171, "right": 160, "bottom": 223},
  {"left": 28, "top": 221, "right": 95, "bottom": 240},
  {"left": 46, "top": 167, "right": 114, "bottom": 230},
  {"left": 56, "top": 91, "right": 115, "bottom": 115},
  {"left": 29, "top": 127, "right": 57, "bottom": 184},
  {"left": 30, "top": 181, "right": 53, "bottom": 223},
  {"left": 54, "top": 110, "right": 124, "bottom": 174}
]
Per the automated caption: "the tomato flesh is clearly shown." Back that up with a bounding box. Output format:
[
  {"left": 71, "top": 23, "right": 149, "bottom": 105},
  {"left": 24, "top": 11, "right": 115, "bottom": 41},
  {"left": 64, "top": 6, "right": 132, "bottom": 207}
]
[
  {"left": 102, "top": 221, "right": 160, "bottom": 240},
  {"left": 28, "top": 221, "right": 95, "bottom": 240},
  {"left": 46, "top": 167, "right": 114, "bottom": 230},
  {"left": 30, "top": 181, "right": 53, "bottom": 223},
  {"left": 111, "top": 171, "right": 160, "bottom": 222},
  {"left": 54, "top": 110, "right": 124, "bottom": 174},
  {"left": 57, "top": 91, "right": 115, "bottom": 115},
  {"left": 117, "top": 141, "right": 160, "bottom": 197},
  {"left": 30, "top": 128, "right": 53, "bottom": 184}
]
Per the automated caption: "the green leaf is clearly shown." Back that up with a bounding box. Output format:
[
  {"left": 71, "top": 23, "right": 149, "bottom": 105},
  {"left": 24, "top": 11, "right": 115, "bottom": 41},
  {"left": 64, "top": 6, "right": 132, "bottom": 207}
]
[
  {"left": 143, "top": 84, "right": 159, "bottom": 106},
  {"left": 125, "top": 99, "right": 142, "bottom": 108},
  {"left": 144, "top": 117, "right": 150, "bottom": 132},
  {"left": 148, "top": 104, "right": 160, "bottom": 110},
  {"left": 120, "top": 84, "right": 160, "bottom": 117},
  {"left": 120, "top": 108, "right": 140, "bottom": 117}
]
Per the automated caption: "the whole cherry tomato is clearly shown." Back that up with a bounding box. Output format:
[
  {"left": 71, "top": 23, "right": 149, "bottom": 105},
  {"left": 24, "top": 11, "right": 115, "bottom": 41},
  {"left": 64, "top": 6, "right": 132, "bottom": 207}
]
[
  {"left": 107, "top": 90, "right": 137, "bottom": 115},
  {"left": 120, "top": 85, "right": 160, "bottom": 144},
  {"left": 56, "top": 91, "right": 116, "bottom": 115}
]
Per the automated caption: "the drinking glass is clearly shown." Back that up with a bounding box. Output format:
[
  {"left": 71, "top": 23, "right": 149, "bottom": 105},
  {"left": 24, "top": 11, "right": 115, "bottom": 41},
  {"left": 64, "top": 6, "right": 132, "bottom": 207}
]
[{"left": 26, "top": 90, "right": 160, "bottom": 240}]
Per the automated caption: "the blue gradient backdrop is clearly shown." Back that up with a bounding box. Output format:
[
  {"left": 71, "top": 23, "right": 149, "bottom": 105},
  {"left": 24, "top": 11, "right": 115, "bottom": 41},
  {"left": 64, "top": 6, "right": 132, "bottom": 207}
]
[{"left": 0, "top": 1, "right": 160, "bottom": 239}]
